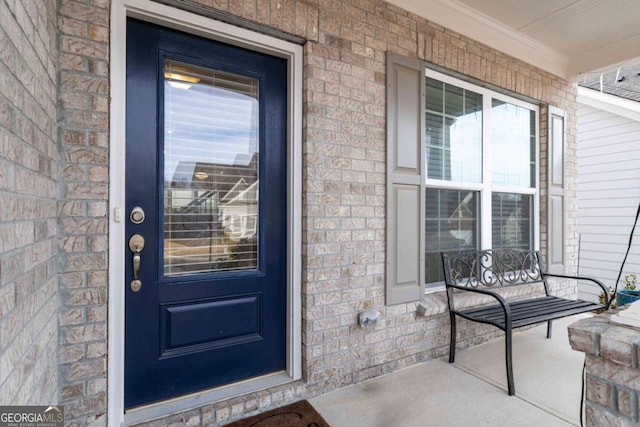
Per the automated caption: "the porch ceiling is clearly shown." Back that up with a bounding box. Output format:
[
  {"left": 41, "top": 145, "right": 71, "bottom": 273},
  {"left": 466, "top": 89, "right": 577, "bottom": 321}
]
[{"left": 388, "top": 0, "right": 640, "bottom": 79}]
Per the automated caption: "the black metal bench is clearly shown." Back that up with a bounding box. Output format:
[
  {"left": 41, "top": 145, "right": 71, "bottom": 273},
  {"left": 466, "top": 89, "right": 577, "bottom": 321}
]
[{"left": 442, "top": 248, "right": 610, "bottom": 395}]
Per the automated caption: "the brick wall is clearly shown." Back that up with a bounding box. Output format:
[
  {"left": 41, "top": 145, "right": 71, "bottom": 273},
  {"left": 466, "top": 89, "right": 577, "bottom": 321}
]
[
  {"left": 123, "top": 0, "right": 579, "bottom": 425},
  {"left": 56, "top": 0, "right": 110, "bottom": 424},
  {"left": 301, "top": 0, "right": 579, "bottom": 396},
  {"left": 0, "top": 0, "right": 580, "bottom": 425},
  {"left": 0, "top": 0, "right": 59, "bottom": 405}
]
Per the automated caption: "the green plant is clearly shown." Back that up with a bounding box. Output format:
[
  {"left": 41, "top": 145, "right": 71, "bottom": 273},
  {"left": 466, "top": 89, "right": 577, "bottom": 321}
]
[
  {"left": 623, "top": 273, "right": 637, "bottom": 291},
  {"left": 599, "top": 274, "right": 639, "bottom": 309},
  {"left": 599, "top": 287, "right": 615, "bottom": 308}
]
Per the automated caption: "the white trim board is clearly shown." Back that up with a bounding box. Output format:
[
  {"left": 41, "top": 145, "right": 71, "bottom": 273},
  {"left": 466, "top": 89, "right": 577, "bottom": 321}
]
[
  {"left": 109, "top": 1, "right": 303, "bottom": 425},
  {"left": 577, "top": 87, "right": 640, "bottom": 123}
]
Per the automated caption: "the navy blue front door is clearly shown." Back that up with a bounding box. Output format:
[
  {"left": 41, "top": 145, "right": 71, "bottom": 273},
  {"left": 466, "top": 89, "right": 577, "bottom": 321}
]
[{"left": 125, "top": 19, "right": 287, "bottom": 409}]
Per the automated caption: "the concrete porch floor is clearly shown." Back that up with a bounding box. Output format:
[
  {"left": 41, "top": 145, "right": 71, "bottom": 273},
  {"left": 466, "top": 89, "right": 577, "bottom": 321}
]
[{"left": 310, "top": 314, "right": 588, "bottom": 427}]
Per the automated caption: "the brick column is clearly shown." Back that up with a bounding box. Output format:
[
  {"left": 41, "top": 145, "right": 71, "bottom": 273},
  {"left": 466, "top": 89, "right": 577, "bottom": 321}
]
[
  {"left": 569, "top": 311, "right": 640, "bottom": 424},
  {"left": 57, "top": 0, "right": 110, "bottom": 424}
]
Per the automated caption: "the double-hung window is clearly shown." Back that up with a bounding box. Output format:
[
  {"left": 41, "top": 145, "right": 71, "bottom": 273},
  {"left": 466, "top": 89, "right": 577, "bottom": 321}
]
[
  {"left": 423, "top": 69, "right": 539, "bottom": 290},
  {"left": 385, "top": 53, "right": 546, "bottom": 304}
]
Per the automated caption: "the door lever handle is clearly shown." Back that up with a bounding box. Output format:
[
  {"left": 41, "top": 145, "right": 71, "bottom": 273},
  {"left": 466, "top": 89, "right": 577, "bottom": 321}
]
[
  {"left": 133, "top": 251, "right": 141, "bottom": 280},
  {"left": 128, "top": 234, "right": 145, "bottom": 292}
]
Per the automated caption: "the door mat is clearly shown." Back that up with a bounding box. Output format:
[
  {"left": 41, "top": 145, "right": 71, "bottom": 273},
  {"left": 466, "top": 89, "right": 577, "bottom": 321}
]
[{"left": 225, "top": 400, "right": 330, "bottom": 427}]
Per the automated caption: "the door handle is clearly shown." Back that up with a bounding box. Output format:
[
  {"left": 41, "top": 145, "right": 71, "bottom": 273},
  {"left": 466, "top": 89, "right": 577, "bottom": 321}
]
[
  {"left": 128, "top": 234, "right": 145, "bottom": 292},
  {"left": 133, "top": 252, "right": 141, "bottom": 280}
]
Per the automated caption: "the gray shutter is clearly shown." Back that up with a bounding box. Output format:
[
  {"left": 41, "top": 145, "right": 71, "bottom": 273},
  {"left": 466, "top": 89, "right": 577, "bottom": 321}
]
[
  {"left": 386, "top": 52, "right": 425, "bottom": 305},
  {"left": 547, "top": 106, "right": 566, "bottom": 274}
]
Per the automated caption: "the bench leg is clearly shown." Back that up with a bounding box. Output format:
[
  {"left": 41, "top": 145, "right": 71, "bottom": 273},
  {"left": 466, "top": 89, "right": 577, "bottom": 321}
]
[
  {"left": 546, "top": 321, "right": 553, "bottom": 339},
  {"left": 449, "top": 312, "right": 457, "bottom": 363},
  {"left": 505, "top": 328, "right": 515, "bottom": 396}
]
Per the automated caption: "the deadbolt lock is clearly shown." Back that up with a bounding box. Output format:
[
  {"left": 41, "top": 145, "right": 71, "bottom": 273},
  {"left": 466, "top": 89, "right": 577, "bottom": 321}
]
[{"left": 130, "top": 206, "right": 145, "bottom": 224}]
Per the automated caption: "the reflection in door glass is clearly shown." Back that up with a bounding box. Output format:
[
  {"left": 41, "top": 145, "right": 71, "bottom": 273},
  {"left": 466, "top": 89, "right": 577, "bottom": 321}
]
[{"left": 163, "top": 60, "right": 259, "bottom": 276}]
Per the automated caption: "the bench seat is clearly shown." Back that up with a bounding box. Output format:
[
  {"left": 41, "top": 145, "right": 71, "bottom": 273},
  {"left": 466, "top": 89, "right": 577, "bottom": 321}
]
[{"left": 458, "top": 295, "right": 603, "bottom": 330}]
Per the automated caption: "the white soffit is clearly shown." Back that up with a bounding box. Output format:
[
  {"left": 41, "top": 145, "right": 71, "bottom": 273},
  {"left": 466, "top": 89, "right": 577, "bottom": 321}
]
[{"left": 388, "top": 0, "right": 640, "bottom": 79}]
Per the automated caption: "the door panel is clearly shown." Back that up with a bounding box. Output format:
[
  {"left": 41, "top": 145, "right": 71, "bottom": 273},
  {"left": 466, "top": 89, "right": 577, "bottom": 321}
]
[
  {"left": 125, "top": 19, "right": 287, "bottom": 409},
  {"left": 161, "top": 294, "right": 261, "bottom": 353}
]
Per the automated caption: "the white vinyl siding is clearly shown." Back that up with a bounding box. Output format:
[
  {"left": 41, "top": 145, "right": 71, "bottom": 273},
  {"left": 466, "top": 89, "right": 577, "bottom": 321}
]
[{"left": 577, "top": 104, "right": 640, "bottom": 302}]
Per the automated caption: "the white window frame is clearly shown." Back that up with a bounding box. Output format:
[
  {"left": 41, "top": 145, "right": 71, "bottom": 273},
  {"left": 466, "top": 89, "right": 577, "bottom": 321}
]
[{"left": 424, "top": 68, "right": 540, "bottom": 292}]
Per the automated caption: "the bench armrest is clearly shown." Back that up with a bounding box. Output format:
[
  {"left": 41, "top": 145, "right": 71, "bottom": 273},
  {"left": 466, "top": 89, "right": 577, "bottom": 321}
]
[
  {"left": 544, "top": 272, "right": 611, "bottom": 309},
  {"left": 447, "top": 283, "right": 513, "bottom": 325}
]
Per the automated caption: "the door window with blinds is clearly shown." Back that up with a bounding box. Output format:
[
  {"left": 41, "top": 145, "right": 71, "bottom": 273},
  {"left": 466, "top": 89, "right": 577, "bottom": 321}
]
[
  {"left": 163, "top": 59, "right": 259, "bottom": 276},
  {"left": 425, "top": 69, "right": 539, "bottom": 288}
]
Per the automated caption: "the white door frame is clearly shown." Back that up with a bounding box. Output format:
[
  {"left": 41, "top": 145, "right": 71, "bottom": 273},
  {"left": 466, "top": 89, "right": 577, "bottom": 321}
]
[{"left": 109, "top": 1, "right": 302, "bottom": 424}]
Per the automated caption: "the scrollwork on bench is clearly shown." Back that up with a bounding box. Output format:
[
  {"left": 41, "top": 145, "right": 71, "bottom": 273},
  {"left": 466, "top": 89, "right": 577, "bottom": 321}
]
[{"left": 445, "top": 248, "right": 542, "bottom": 288}]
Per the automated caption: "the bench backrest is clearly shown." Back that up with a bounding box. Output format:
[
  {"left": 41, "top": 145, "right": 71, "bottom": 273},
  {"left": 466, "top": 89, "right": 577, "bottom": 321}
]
[{"left": 441, "top": 249, "right": 549, "bottom": 294}]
